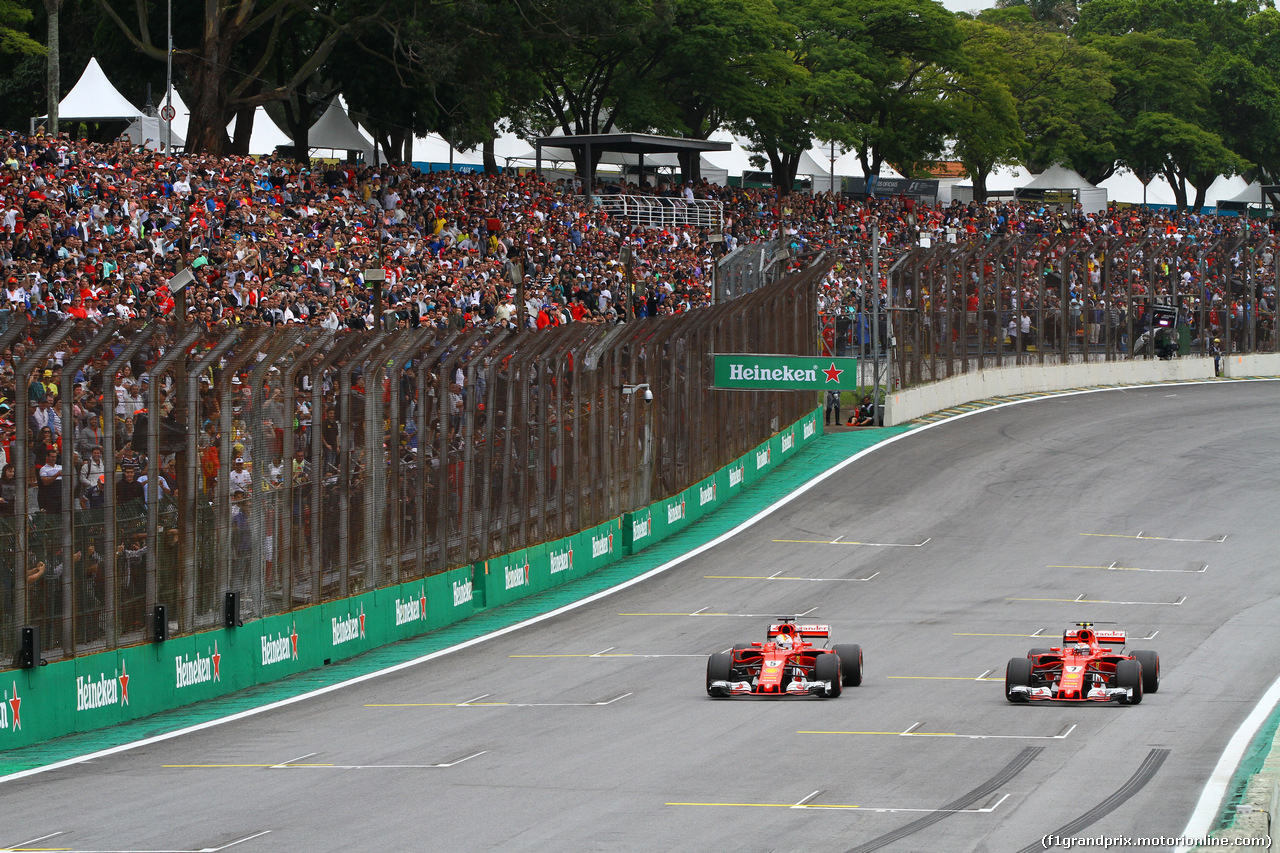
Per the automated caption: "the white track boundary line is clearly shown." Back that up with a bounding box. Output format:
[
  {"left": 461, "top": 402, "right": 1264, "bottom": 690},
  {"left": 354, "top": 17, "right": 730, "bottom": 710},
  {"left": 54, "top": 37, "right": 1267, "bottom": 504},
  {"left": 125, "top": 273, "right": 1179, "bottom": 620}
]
[
  {"left": 1177, "top": 669, "right": 1280, "bottom": 852},
  {"left": 2, "top": 379, "right": 1275, "bottom": 790}
]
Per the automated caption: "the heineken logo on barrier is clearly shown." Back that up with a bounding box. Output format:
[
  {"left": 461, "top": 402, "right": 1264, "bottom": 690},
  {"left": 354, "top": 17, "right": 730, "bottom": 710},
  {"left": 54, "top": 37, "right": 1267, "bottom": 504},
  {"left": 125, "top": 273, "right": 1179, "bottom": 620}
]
[
  {"left": 803, "top": 419, "right": 816, "bottom": 439},
  {"left": 78, "top": 662, "right": 129, "bottom": 711},
  {"left": 699, "top": 482, "right": 716, "bottom": 506},
  {"left": 395, "top": 590, "right": 427, "bottom": 626},
  {"left": 781, "top": 432, "right": 794, "bottom": 452},
  {"left": 176, "top": 643, "right": 221, "bottom": 689},
  {"left": 1, "top": 681, "right": 21, "bottom": 731},
  {"left": 550, "top": 545, "right": 574, "bottom": 575},
  {"left": 632, "top": 512, "right": 652, "bottom": 542},
  {"left": 591, "top": 532, "right": 614, "bottom": 558},
  {"left": 263, "top": 623, "right": 299, "bottom": 666},
  {"left": 713, "top": 354, "right": 857, "bottom": 390},
  {"left": 332, "top": 606, "right": 366, "bottom": 645},
  {"left": 505, "top": 558, "right": 531, "bottom": 590},
  {"left": 755, "top": 447, "right": 771, "bottom": 470},
  {"left": 728, "top": 464, "right": 744, "bottom": 488},
  {"left": 453, "top": 579, "right": 473, "bottom": 607},
  {"left": 667, "top": 498, "right": 686, "bottom": 524}
]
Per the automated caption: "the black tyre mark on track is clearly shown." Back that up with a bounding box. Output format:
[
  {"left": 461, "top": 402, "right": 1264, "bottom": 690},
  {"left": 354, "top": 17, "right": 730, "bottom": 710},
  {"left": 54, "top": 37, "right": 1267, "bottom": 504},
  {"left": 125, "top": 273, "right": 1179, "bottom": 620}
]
[
  {"left": 1016, "top": 748, "right": 1170, "bottom": 853},
  {"left": 845, "top": 746, "right": 1043, "bottom": 853}
]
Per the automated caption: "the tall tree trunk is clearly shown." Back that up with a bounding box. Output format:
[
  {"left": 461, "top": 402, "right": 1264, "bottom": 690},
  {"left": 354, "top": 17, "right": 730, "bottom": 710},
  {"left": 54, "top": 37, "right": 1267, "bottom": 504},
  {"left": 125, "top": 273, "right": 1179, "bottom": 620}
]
[
  {"left": 45, "top": 0, "right": 63, "bottom": 134},
  {"left": 229, "top": 104, "right": 255, "bottom": 156},
  {"left": 483, "top": 136, "right": 497, "bottom": 174},
  {"left": 185, "top": 55, "right": 234, "bottom": 155}
]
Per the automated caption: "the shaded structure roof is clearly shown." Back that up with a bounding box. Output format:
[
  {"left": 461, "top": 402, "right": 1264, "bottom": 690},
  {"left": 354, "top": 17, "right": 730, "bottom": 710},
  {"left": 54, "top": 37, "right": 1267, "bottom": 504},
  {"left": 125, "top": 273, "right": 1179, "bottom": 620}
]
[{"left": 533, "top": 133, "right": 732, "bottom": 196}]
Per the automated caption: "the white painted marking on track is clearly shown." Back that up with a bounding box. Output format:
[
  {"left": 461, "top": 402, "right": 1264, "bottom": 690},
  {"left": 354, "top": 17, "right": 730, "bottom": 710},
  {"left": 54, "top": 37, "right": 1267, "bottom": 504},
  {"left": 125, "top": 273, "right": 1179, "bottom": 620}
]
[
  {"left": 975, "top": 669, "right": 992, "bottom": 681},
  {"left": 269, "top": 751, "right": 316, "bottom": 769},
  {"left": 1179, "top": 668, "right": 1280, "bottom": 851},
  {"left": 901, "top": 722, "right": 922, "bottom": 735},
  {"left": 207, "top": 830, "right": 273, "bottom": 851},
  {"left": 831, "top": 535, "right": 844, "bottom": 544},
  {"left": 6, "top": 832, "right": 64, "bottom": 849},
  {"left": 458, "top": 694, "right": 490, "bottom": 706},
  {"left": 2, "top": 379, "right": 1268, "bottom": 789},
  {"left": 792, "top": 790, "right": 822, "bottom": 808},
  {"left": 590, "top": 647, "right": 615, "bottom": 657},
  {"left": 691, "top": 607, "right": 708, "bottom": 616}
]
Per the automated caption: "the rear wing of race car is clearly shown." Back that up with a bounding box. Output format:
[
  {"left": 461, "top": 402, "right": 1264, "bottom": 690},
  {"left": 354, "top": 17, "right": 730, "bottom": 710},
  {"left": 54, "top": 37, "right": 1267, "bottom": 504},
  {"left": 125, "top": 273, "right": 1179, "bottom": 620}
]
[
  {"left": 768, "top": 623, "right": 830, "bottom": 639},
  {"left": 1063, "top": 628, "right": 1126, "bottom": 645}
]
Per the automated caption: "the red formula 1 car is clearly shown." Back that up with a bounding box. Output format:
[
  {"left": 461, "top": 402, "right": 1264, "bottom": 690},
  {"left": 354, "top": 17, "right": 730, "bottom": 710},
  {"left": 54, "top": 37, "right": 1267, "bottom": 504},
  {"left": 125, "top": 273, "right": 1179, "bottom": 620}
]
[
  {"left": 1005, "top": 623, "right": 1160, "bottom": 705},
  {"left": 705, "top": 619, "right": 863, "bottom": 698}
]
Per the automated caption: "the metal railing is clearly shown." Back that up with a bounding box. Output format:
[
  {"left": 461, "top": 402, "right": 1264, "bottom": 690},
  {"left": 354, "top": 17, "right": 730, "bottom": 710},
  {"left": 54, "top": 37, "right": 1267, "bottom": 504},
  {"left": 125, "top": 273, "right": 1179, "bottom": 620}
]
[
  {"left": 594, "top": 195, "right": 724, "bottom": 231},
  {"left": 0, "top": 262, "right": 825, "bottom": 670},
  {"left": 715, "top": 239, "right": 794, "bottom": 304},
  {"left": 826, "top": 234, "right": 1278, "bottom": 392}
]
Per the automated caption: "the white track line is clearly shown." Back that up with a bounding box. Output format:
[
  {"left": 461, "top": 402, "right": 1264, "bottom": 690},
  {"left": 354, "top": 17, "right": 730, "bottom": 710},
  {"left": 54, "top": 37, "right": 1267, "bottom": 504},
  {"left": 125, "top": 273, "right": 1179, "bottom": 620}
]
[
  {"left": 1, "top": 379, "right": 1272, "bottom": 790},
  {"left": 1178, "top": 669, "right": 1280, "bottom": 852}
]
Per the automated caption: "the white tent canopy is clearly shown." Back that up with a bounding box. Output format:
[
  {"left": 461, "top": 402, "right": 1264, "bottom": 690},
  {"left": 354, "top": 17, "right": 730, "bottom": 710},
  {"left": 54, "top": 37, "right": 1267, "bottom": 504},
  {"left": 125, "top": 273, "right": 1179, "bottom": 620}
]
[
  {"left": 49, "top": 57, "right": 142, "bottom": 123},
  {"left": 307, "top": 99, "right": 374, "bottom": 158},
  {"left": 124, "top": 115, "right": 185, "bottom": 151},
  {"left": 1220, "top": 181, "right": 1263, "bottom": 205},
  {"left": 226, "top": 105, "right": 292, "bottom": 155},
  {"left": 1020, "top": 164, "right": 1096, "bottom": 190}
]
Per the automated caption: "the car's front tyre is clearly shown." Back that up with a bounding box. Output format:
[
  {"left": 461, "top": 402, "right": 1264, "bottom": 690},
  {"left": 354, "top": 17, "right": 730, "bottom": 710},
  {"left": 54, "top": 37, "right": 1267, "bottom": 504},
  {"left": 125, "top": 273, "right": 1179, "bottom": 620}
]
[
  {"left": 1006, "top": 657, "right": 1032, "bottom": 703},
  {"left": 832, "top": 643, "right": 863, "bottom": 686},
  {"left": 707, "top": 651, "right": 733, "bottom": 698},
  {"left": 815, "top": 652, "right": 842, "bottom": 698}
]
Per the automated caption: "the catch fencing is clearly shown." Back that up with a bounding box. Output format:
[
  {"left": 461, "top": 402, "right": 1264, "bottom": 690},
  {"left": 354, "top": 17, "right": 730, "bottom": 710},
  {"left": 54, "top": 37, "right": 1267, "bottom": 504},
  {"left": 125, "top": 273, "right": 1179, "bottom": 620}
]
[
  {"left": 0, "top": 263, "right": 824, "bottom": 671},
  {"left": 823, "top": 233, "right": 1278, "bottom": 391}
]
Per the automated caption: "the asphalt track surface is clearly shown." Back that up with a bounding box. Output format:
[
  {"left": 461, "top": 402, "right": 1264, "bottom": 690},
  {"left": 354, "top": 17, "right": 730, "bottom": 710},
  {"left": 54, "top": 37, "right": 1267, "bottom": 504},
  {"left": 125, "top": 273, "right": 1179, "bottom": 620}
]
[{"left": 2, "top": 381, "right": 1279, "bottom": 853}]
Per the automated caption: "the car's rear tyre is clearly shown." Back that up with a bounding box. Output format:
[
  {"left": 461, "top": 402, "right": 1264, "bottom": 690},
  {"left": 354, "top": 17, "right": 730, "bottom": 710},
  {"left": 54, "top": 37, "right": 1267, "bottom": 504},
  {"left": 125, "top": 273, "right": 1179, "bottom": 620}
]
[
  {"left": 815, "top": 652, "right": 842, "bottom": 697},
  {"left": 1115, "top": 658, "right": 1143, "bottom": 704},
  {"left": 832, "top": 643, "right": 863, "bottom": 686},
  {"left": 1132, "top": 650, "right": 1159, "bottom": 693},
  {"left": 1028, "top": 647, "right": 1052, "bottom": 658},
  {"left": 706, "top": 651, "right": 732, "bottom": 697},
  {"left": 1006, "top": 657, "right": 1032, "bottom": 703}
]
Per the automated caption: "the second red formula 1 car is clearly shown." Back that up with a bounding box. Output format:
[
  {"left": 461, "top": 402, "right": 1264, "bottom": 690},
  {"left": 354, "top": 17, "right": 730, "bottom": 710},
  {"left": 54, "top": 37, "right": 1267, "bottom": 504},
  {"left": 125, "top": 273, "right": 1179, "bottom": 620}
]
[
  {"left": 1005, "top": 623, "right": 1160, "bottom": 704},
  {"left": 706, "top": 619, "right": 863, "bottom": 698}
]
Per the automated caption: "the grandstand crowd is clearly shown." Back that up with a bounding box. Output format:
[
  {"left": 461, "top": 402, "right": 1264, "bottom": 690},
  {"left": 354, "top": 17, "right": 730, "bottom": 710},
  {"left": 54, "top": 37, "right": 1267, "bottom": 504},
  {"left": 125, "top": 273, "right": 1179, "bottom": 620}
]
[
  {"left": 0, "top": 129, "right": 1272, "bottom": 339},
  {"left": 1, "top": 127, "right": 1278, "bottom": 645},
  {"left": 0, "top": 128, "right": 1277, "bottom": 444}
]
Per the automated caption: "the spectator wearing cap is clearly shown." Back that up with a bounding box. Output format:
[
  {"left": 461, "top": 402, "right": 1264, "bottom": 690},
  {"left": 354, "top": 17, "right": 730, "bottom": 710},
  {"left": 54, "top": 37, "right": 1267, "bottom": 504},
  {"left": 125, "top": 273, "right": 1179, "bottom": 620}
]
[{"left": 229, "top": 455, "right": 252, "bottom": 495}]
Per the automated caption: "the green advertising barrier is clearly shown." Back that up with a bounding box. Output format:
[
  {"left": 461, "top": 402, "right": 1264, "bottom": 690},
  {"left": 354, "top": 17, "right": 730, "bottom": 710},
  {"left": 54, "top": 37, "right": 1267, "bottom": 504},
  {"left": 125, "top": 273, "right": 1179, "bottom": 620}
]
[
  {"left": 688, "top": 473, "right": 720, "bottom": 522},
  {"left": 622, "top": 506, "right": 653, "bottom": 555},
  {"left": 648, "top": 488, "right": 694, "bottom": 543},
  {"left": 426, "top": 565, "right": 478, "bottom": 628},
  {"left": 570, "top": 518, "right": 623, "bottom": 580},
  {"left": 255, "top": 610, "right": 315, "bottom": 681},
  {"left": 323, "top": 590, "right": 380, "bottom": 663},
  {"left": 745, "top": 436, "right": 774, "bottom": 486},
  {"left": 1, "top": 408, "right": 825, "bottom": 752},
  {"left": 481, "top": 545, "right": 540, "bottom": 608}
]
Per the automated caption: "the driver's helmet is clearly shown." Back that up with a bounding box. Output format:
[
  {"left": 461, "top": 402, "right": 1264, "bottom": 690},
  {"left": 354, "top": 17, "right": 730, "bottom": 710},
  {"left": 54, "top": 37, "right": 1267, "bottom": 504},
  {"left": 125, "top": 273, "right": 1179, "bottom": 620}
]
[
  {"left": 1075, "top": 643, "right": 1091, "bottom": 654},
  {"left": 774, "top": 629, "right": 794, "bottom": 650}
]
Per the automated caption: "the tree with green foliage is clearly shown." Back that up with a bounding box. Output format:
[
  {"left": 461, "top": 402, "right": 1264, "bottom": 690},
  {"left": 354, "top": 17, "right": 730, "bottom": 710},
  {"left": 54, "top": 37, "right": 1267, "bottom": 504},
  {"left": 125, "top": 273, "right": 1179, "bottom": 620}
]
[
  {"left": 825, "top": 0, "right": 963, "bottom": 180},
  {"left": 730, "top": 0, "right": 869, "bottom": 190},
  {"left": 95, "top": 0, "right": 390, "bottom": 155}
]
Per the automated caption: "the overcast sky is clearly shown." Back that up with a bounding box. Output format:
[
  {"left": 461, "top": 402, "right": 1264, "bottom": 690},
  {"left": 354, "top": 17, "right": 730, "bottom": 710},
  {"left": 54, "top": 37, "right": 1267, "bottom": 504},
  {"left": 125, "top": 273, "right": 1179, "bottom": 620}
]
[{"left": 941, "top": 0, "right": 998, "bottom": 12}]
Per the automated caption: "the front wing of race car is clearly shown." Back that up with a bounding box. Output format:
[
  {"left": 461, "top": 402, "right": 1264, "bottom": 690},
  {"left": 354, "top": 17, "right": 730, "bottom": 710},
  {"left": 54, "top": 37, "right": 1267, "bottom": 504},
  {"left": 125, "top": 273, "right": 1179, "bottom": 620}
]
[
  {"left": 1006, "top": 684, "right": 1133, "bottom": 702},
  {"left": 707, "top": 677, "right": 832, "bottom": 697}
]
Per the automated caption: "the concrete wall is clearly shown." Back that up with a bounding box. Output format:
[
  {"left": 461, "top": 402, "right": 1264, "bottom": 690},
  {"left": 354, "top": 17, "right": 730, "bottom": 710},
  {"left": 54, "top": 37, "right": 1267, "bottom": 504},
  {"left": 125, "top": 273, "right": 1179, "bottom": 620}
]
[
  {"left": 1222, "top": 353, "right": 1280, "bottom": 378},
  {"left": 883, "top": 354, "right": 1280, "bottom": 426}
]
